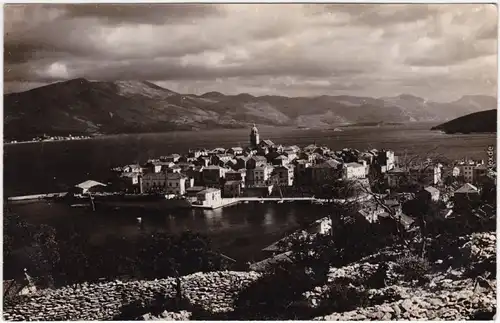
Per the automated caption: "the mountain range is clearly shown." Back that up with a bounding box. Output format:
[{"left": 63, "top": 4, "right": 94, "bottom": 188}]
[{"left": 4, "top": 78, "right": 497, "bottom": 140}]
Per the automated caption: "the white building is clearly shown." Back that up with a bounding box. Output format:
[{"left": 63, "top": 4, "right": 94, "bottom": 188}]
[
  {"left": 342, "top": 162, "right": 366, "bottom": 179},
  {"left": 253, "top": 165, "right": 274, "bottom": 186},
  {"left": 456, "top": 160, "right": 484, "bottom": 183},
  {"left": 196, "top": 188, "right": 222, "bottom": 207}
]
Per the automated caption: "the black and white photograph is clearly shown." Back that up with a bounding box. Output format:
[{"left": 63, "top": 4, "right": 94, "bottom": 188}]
[{"left": 3, "top": 2, "right": 498, "bottom": 321}]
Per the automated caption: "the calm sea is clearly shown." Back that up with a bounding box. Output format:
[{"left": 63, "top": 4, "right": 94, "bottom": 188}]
[
  {"left": 4, "top": 124, "right": 496, "bottom": 265},
  {"left": 4, "top": 124, "right": 496, "bottom": 196}
]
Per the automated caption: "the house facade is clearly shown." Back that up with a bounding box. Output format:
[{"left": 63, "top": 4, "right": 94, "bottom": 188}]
[
  {"left": 342, "top": 162, "right": 366, "bottom": 180},
  {"left": 166, "top": 173, "right": 192, "bottom": 195},
  {"left": 196, "top": 188, "right": 222, "bottom": 206},
  {"left": 202, "top": 166, "right": 227, "bottom": 187},
  {"left": 273, "top": 165, "right": 294, "bottom": 186}
]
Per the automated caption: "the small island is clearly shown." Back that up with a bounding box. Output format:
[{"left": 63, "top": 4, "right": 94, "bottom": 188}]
[{"left": 431, "top": 109, "right": 497, "bottom": 134}]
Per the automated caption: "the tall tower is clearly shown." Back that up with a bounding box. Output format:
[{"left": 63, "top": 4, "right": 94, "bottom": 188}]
[{"left": 250, "top": 124, "right": 260, "bottom": 148}]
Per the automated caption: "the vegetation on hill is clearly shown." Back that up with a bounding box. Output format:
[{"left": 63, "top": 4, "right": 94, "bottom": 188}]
[{"left": 431, "top": 109, "right": 497, "bottom": 134}]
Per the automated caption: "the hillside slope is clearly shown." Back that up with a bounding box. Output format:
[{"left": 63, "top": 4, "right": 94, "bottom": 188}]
[
  {"left": 431, "top": 109, "right": 497, "bottom": 134},
  {"left": 3, "top": 232, "right": 495, "bottom": 321},
  {"left": 4, "top": 78, "right": 496, "bottom": 140}
]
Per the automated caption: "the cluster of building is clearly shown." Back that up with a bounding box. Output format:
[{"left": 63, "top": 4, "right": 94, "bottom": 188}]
[
  {"left": 110, "top": 125, "right": 400, "bottom": 200},
  {"left": 108, "top": 125, "right": 495, "bottom": 212},
  {"left": 6, "top": 134, "right": 92, "bottom": 144}
]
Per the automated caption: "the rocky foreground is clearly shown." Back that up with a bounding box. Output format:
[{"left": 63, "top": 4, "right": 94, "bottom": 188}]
[{"left": 3, "top": 232, "right": 496, "bottom": 321}]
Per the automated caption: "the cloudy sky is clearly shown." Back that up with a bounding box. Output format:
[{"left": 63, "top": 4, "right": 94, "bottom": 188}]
[{"left": 4, "top": 3, "right": 498, "bottom": 101}]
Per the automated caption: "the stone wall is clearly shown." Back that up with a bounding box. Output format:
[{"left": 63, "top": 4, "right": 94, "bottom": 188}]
[
  {"left": 4, "top": 232, "right": 495, "bottom": 321},
  {"left": 3, "top": 271, "right": 261, "bottom": 321}
]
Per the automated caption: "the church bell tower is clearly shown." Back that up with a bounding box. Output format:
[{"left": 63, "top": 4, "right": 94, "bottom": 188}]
[{"left": 250, "top": 124, "right": 260, "bottom": 148}]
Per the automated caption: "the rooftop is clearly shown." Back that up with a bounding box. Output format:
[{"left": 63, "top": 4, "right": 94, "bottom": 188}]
[
  {"left": 198, "top": 188, "right": 220, "bottom": 194},
  {"left": 75, "top": 180, "right": 106, "bottom": 189},
  {"left": 455, "top": 183, "right": 480, "bottom": 194},
  {"left": 424, "top": 186, "right": 440, "bottom": 194},
  {"left": 186, "top": 186, "right": 206, "bottom": 192},
  {"left": 344, "top": 162, "right": 364, "bottom": 168}
]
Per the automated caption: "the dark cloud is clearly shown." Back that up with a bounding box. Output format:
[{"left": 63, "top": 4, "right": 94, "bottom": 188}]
[
  {"left": 3, "top": 4, "right": 497, "bottom": 100},
  {"left": 58, "top": 3, "right": 224, "bottom": 25}
]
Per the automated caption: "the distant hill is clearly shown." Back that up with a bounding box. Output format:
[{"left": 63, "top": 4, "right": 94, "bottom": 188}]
[
  {"left": 4, "top": 78, "right": 497, "bottom": 140},
  {"left": 431, "top": 109, "right": 497, "bottom": 134}
]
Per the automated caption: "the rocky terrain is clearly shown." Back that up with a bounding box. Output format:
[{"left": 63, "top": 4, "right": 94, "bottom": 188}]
[
  {"left": 3, "top": 232, "right": 495, "bottom": 321},
  {"left": 4, "top": 78, "right": 496, "bottom": 140}
]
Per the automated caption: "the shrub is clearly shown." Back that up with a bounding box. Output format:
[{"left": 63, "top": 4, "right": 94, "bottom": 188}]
[
  {"left": 317, "top": 278, "right": 370, "bottom": 313},
  {"left": 394, "top": 255, "right": 431, "bottom": 283}
]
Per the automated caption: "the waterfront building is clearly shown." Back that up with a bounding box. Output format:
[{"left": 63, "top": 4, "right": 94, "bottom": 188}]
[
  {"left": 196, "top": 188, "right": 222, "bottom": 206},
  {"left": 185, "top": 186, "right": 206, "bottom": 201},
  {"left": 248, "top": 165, "right": 274, "bottom": 187},
  {"left": 342, "top": 162, "right": 366, "bottom": 180},
  {"left": 166, "top": 173, "right": 190, "bottom": 195},
  {"left": 273, "top": 165, "right": 294, "bottom": 186},
  {"left": 141, "top": 172, "right": 169, "bottom": 192},
  {"left": 223, "top": 180, "right": 243, "bottom": 197},
  {"left": 250, "top": 124, "right": 260, "bottom": 148}
]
